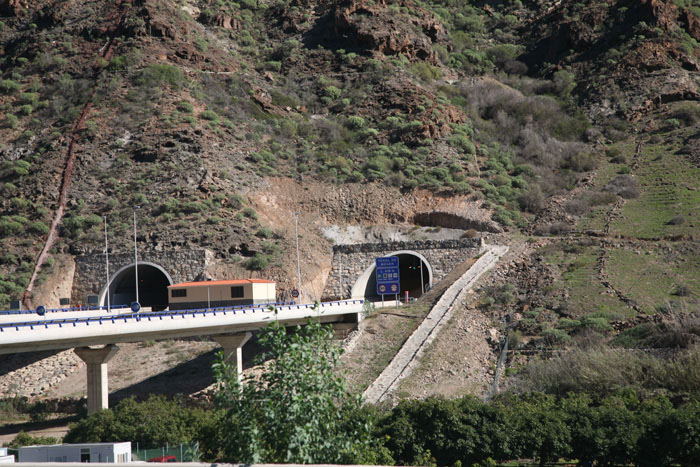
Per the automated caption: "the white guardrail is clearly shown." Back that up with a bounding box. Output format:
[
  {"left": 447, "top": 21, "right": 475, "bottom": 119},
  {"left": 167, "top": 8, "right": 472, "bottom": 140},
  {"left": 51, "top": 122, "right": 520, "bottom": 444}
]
[{"left": 0, "top": 300, "right": 365, "bottom": 355}]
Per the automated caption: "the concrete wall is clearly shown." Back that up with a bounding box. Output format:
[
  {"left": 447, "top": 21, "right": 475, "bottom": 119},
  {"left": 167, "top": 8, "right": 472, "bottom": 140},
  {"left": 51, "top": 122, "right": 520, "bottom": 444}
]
[
  {"left": 73, "top": 250, "right": 213, "bottom": 305},
  {"left": 322, "top": 238, "right": 483, "bottom": 300}
]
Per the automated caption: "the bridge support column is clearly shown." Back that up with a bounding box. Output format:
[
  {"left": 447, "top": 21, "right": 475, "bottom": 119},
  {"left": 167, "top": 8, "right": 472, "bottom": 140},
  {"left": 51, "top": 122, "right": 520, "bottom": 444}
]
[
  {"left": 74, "top": 345, "right": 119, "bottom": 414},
  {"left": 213, "top": 332, "right": 252, "bottom": 383}
]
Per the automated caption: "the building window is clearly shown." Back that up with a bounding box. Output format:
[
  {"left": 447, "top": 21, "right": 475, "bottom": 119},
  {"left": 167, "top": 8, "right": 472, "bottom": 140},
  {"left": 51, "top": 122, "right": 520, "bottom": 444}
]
[
  {"left": 231, "top": 286, "right": 244, "bottom": 298},
  {"left": 80, "top": 448, "right": 90, "bottom": 463},
  {"left": 171, "top": 289, "right": 187, "bottom": 298}
]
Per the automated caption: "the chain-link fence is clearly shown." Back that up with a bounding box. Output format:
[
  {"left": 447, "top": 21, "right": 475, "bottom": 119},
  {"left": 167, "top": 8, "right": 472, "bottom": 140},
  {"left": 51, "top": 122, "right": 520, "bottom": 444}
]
[{"left": 131, "top": 442, "right": 199, "bottom": 462}]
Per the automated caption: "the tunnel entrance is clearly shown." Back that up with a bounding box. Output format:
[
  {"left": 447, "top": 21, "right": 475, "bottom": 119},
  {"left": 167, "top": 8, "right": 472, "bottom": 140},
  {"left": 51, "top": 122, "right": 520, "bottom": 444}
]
[
  {"left": 353, "top": 252, "right": 431, "bottom": 302},
  {"left": 102, "top": 263, "right": 172, "bottom": 311}
]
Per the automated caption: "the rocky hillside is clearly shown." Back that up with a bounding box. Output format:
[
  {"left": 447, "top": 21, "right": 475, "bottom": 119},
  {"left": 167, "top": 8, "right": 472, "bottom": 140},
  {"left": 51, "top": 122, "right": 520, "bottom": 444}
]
[{"left": 0, "top": 0, "right": 697, "bottom": 315}]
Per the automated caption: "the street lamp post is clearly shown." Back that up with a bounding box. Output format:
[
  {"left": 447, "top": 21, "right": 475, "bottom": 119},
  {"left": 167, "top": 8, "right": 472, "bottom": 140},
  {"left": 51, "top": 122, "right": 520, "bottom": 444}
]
[
  {"left": 295, "top": 212, "right": 301, "bottom": 304},
  {"left": 104, "top": 216, "right": 111, "bottom": 313},
  {"left": 133, "top": 207, "right": 140, "bottom": 306},
  {"left": 420, "top": 259, "right": 424, "bottom": 295}
]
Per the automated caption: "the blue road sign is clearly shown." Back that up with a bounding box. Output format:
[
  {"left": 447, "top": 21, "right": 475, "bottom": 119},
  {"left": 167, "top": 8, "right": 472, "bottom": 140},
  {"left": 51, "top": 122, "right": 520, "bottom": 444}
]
[{"left": 376, "top": 256, "right": 400, "bottom": 295}]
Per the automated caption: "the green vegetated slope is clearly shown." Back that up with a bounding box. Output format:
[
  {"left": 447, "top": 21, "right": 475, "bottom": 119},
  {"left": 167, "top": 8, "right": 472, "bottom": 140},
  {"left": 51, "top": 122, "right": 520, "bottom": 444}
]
[
  {"left": 611, "top": 141, "right": 700, "bottom": 239},
  {"left": 511, "top": 129, "right": 699, "bottom": 347},
  {"left": 0, "top": 0, "right": 621, "bottom": 307}
]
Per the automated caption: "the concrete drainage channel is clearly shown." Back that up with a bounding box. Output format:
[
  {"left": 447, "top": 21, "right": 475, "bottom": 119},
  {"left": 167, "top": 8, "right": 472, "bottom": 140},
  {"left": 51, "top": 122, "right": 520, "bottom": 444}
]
[{"left": 362, "top": 244, "right": 509, "bottom": 405}]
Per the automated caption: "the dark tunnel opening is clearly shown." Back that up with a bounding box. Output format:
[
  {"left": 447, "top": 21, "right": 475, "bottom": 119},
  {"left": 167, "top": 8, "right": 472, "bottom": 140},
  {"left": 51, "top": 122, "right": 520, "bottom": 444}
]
[
  {"left": 106, "top": 264, "right": 171, "bottom": 311},
  {"left": 363, "top": 254, "right": 429, "bottom": 302}
]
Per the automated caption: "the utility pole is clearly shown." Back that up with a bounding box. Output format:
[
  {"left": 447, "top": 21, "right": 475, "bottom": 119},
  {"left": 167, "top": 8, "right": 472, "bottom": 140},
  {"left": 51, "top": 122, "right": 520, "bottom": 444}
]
[
  {"left": 104, "top": 216, "right": 111, "bottom": 313},
  {"left": 133, "top": 207, "right": 140, "bottom": 305},
  {"left": 295, "top": 212, "right": 301, "bottom": 304}
]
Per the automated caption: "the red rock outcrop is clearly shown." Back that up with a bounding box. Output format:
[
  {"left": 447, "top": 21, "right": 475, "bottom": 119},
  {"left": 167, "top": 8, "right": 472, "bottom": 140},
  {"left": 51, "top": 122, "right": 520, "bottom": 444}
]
[{"left": 334, "top": 0, "right": 448, "bottom": 64}]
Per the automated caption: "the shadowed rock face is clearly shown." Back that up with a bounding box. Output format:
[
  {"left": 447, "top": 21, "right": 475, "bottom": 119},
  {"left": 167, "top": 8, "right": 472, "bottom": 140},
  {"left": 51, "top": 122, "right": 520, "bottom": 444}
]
[
  {"left": 414, "top": 211, "right": 503, "bottom": 233},
  {"left": 333, "top": 0, "right": 447, "bottom": 64},
  {"left": 0, "top": 0, "right": 27, "bottom": 17}
]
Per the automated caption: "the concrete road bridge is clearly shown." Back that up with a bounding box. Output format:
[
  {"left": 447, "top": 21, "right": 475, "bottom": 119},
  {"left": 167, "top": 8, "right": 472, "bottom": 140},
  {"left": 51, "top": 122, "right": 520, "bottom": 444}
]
[{"left": 0, "top": 300, "right": 363, "bottom": 413}]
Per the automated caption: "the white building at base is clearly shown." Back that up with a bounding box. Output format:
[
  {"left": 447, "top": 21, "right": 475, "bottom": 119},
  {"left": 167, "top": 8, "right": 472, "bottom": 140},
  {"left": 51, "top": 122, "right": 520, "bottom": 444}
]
[
  {"left": 18, "top": 442, "right": 131, "bottom": 463},
  {"left": 0, "top": 447, "right": 14, "bottom": 463}
]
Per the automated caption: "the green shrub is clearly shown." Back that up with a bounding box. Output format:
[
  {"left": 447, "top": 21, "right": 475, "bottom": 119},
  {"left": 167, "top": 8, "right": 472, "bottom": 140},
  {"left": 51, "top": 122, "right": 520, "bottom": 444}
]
[
  {"left": 671, "top": 102, "right": 700, "bottom": 124},
  {"left": 579, "top": 316, "right": 613, "bottom": 332},
  {"left": 7, "top": 160, "right": 30, "bottom": 176},
  {"left": 64, "top": 395, "right": 220, "bottom": 453},
  {"left": 27, "top": 221, "right": 48, "bottom": 235},
  {"left": 346, "top": 116, "right": 366, "bottom": 129},
  {"left": 264, "top": 61, "right": 282, "bottom": 72},
  {"left": 324, "top": 86, "right": 342, "bottom": 100},
  {"left": 19, "top": 92, "right": 39, "bottom": 104},
  {"left": 256, "top": 227, "right": 273, "bottom": 238},
  {"left": 0, "top": 79, "right": 21, "bottom": 94},
  {"left": 136, "top": 64, "right": 184, "bottom": 88},
  {"left": 182, "top": 201, "right": 206, "bottom": 213},
  {"left": 245, "top": 253, "right": 270, "bottom": 270},
  {"left": 200, "top": 110, "right": 219, "bottom": 122},
  {"left": 176, "top": 101, "right": 194, "bottom": 113},
  {"left": 448, "top": 134, "right": 476, "bottom": 154},
  {"left": 4, "top": 113, "right": 18, "bottom": 129},
  {"left": 542, "top": 328, "right": 571, "bottom": 344},
  {"left": 0, "top": 217, "right": 23, "bottom": 236},
  {"left": 410, "top": 62, "right": 442, "bottom": 81},
  {"left": 8, "top": 431, "right": 57, "bottom": 448},
  {"left": 18, "top": 104, "right": 33, "bottom": 115},
  {"left": 242, "top": 207, "right": 258, "bottom": 220}
]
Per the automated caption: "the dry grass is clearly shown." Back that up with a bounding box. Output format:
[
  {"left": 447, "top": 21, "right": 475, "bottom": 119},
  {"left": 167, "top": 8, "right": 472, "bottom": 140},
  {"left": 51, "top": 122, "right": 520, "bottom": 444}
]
[{"left": 515, "top": 342, "right": 700, "bottom": 397}]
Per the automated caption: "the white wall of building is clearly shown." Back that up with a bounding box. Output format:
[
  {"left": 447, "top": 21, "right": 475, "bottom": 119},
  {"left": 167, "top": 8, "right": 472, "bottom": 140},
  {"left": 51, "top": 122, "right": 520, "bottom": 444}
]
[{"left": 18, "top": 443, "right": 131, "bottom": 463}]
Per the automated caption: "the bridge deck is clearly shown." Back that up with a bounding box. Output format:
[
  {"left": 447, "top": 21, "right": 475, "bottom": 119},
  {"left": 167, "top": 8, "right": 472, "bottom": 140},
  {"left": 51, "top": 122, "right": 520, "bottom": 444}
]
[{"left": 0, "top": 300, "right": 364, "bottom": 355}]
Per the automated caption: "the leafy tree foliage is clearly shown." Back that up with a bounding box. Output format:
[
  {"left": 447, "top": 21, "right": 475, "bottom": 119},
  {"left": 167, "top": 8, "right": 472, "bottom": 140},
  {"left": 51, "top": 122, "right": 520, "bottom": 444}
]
[
  {"left": 380, "top": 396, "right": 512, "bottom": 466},
  {"left": 213, "top": 317, "right": 389, "bottom": 464},
  {"left": 8, "top": 431, "right": 57, "bottom": 448},
  {"left": 379, "top": 390, "right": 700, "bottom": 466},
  {"left": 63, "top": 395, "right": 220, "bottom": 457}
]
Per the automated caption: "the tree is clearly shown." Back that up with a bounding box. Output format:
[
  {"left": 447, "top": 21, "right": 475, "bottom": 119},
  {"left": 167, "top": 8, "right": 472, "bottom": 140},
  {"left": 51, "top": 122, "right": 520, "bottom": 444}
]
[
  {"left": 379, "top": 396, "right": 514, "bottom": 466},
  {"left": 64, "top": 395, "right": 220, "bottom": 455},
  {"left": 213, "top": 317, "right": 388, "bottom": 464},
  {"left": 506, "top": 393, "right": 572, "bottom": 466},
  {"left": 8, "top": 431, "right": 57, "bottom": 448}
]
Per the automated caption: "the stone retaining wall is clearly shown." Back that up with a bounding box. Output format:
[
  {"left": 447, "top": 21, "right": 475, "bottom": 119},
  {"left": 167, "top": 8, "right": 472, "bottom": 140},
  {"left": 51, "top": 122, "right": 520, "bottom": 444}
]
[{"left": 322, "top": 238, "right": 483, "bottom": 300}]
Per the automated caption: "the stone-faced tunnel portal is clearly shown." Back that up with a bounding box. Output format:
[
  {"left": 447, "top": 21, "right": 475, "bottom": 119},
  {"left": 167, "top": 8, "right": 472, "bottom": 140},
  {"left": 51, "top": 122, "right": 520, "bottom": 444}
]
[{"left": 323, "top": 239, "right": 483, "bottom": 302}]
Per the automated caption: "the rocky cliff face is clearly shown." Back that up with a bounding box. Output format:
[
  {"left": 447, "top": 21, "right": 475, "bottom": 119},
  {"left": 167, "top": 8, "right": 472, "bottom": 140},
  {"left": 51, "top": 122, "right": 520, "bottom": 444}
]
[
  {"left": 518, "top": 0, "right": 700, "bottom": 119},
  {"left": 334, "top": 0, "right": 448, "bottom": 64}
]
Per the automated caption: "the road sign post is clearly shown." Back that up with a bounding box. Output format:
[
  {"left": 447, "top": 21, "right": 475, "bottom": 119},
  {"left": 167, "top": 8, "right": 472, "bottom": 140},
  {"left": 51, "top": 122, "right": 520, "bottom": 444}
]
[{"left": 376, "top": 256, "right": 400, "bottom": 307}]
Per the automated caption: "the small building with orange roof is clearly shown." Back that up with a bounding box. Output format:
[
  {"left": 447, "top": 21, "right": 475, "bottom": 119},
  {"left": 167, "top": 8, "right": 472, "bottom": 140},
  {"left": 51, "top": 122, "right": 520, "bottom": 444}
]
[{"left": 167, "top": 279, "right": 276, "bottom": 310}]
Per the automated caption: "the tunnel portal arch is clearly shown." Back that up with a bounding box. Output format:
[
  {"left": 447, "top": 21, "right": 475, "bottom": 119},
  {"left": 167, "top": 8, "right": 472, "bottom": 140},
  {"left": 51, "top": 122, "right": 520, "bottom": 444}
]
[
  {"left": 350, "top": 251, "right": 433, "bottom": 301},
  {"left": 99, "top": 262, "right": 173, "bottom": 311}
]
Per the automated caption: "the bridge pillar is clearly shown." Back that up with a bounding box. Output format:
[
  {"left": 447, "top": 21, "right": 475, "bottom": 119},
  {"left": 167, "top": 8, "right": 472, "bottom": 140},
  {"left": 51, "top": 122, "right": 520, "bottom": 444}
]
[
  {"left": 213, "top": 332, "right": 252, "bottom": 383},
  {"left": 74, "top": 345, "right": 119, "bottom": 414}
]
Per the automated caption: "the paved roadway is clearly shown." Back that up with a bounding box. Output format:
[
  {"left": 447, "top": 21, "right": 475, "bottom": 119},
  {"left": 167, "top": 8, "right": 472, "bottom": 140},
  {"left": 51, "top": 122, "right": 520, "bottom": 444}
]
[
  {"left": 0, "top": 300, "right": 364, "bottom": 355},
  {"left": 0, "top": 306, "right": 136, "bottom": 324}
]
